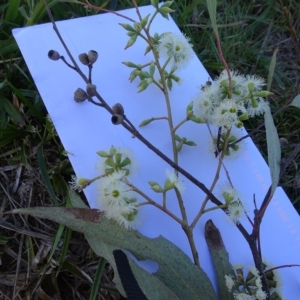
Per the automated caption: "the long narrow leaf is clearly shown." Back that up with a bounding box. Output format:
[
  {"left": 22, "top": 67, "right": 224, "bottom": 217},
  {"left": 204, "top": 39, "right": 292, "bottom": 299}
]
[
  {"left": 37, "top": 146, "right": 59, "bottom": 205},
  {"left": 264, "top": 106, "right": 281, "bottom": 198}
]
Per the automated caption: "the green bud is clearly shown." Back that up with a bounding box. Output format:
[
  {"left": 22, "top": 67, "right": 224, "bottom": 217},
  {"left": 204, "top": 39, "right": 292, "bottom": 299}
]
[
  {"left": 159, "top": 7, "right": 175, "bottom": 14},
  {"left": 127, "top": 31, "right": 137, "bottom": 37},
  {"left": 134, "top": 22, "right": 142, "bottom": 32},
  {"left": 189, "top": 116, "right": 206, "bottom": 123},
  {"left": 235, "top": 121, "right": 244, "bottom": 128},
  {"left": 252, "top": 90, "right": 274, "bottom": 97},
  {"left": 139, "top": 71, "right": 150, "bottom": 79},
  {"left": 164, "top": 179, "right": 174, "bottom": 191},
  {"left": 97, "top": 150, "right": 109, "bottom": 157},
  {"left": 149, "top": 181, "right": 164, "bottom": 193},
  {"left": 109, "top": 146, "right": 116, "bottom": 156},
  {"left": 171, "top": 74, "right": 181, "bottom": 82},
  {"left": 184, "top": 140, "right": 197, "bottom": 146},
  {"left": 144, "top": 45, "right": 152, "bottom": 55},
  {"left": 139, "top": 118, "right": 153, "bottom": 127},
  {"left": 160, "top": 1, "right": 174, "bottom": 8},
  {"left": 149, "top": 62, "right": 155, "bottom": 77},
  {"left": 122, "top": 61, "right": 138, "bottom": 68},
  {"left": 124, "top": 34, "right": 138, "bottom": 50},
  {"left": 138, "top": 80, "right": 149, "bottom": 93},
  {"left": 231, "top": 144, "right": 239, "bottom": 151},
  {"left": 220, "top": 79, "right": 229, "bottom": 88},
  {"left": 250, "top": 97, "right": 259, "bottom": 108},
  {"left": 150, "top": 0, "right": 159, "bottom": 8},
  {"left": 187, "top": 110, "right": 194, "bottom": 117},
  {"left": 129, "top": 70, "right": 138, "bottom": 82},
  {"left": 248, "top": 82, "right": 255, "bottom": 93},
  {"left": 174, "top": 134, "right": 181, "bottom": 142},
  {"left": 77, "top": 178, "right": 88, "bottom": 186},
  {"left": 120, "top": 157, "right": 131, "bottom": 168},
  {"left": 146, "top": 78, "right": 153, "bottom": 84},
  {"left": 238, "top": 113, "right": 249, "bottom": 121},
  {"left": 228, "top": 135, "right": 237, "bottom": 143},
  {"left": 119, "top": 23, "right": 136, "bottom": 32},
  {"left": 223, "top": 192, "right": 234, "bottom": 204},
  {"left": 105, "top": 157, "right": 115, "bottom": 168},
  {"left": 140, "top": 14, "right": 150, "bottom": 28}
]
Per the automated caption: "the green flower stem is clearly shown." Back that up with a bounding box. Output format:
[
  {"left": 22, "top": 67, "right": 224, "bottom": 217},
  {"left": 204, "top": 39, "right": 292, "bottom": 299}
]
[
  {"left": 203, "top": 204, "right": 227, "bottom": 213},
  {"left": 123, "top": 178, "right": 183, "bottom": 225},
  {"left": 190, "top": 128, "right": 232, "bottom": 229},
  {"left": 163, "top": 191, "right": 167, "bottom": 209},
  {"left": 78, "top": 174, "right": 107, "bottom": 191},
  {"left": 161, "top": 56, "right": 172, "bottom": 73},
  {"left": 173, "top": 117, "right": 189, "bottom": 133},
  {"left": 146, "top": 10, "right": 159, "bottom": 32},
  {"left": 152, "top": 78, "right": 164, "bottom": 91}
]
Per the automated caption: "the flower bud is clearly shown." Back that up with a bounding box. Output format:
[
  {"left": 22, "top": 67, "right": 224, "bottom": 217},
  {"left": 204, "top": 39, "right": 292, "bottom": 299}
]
[
  {"left": 252, "top": 91, "right": 274, "bottom": 97},
  {"left": 48, "top": 50, "right": 60, "bottom": 61},
  {"left": 78, "top": 53, "right": 89, "bottom": 65},
  {"left": 74, "top": 88, "right": 88, "bottom": 102},
  {"left": 111, "top": 114, "right": 124, "bottom": 125},
  {"left": 86, "top": 83, "right": 97, "bottom": 97},
  {"left": 112, "top": 103, "right": 124, "bottom": 115},
  {"left": 88, "top": 50, "right": 98, "bottom": 64}
]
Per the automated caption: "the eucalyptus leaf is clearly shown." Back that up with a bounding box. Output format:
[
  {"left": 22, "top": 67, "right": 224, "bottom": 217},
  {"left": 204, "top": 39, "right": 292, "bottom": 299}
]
[
  {"left": 205, "top": 220, "right": 235, "bottom": 300},
  {"left": 264, "top": 106, "right": 281, "bottom": 198},
  {"left": 12, "top": 204, "right": 217, "bottom": 300}
]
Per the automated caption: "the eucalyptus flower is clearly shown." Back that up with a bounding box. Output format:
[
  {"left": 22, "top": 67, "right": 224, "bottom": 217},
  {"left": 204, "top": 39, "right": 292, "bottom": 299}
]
[{"left": 156, "top": 32, "right": 194, "bottom": 70}]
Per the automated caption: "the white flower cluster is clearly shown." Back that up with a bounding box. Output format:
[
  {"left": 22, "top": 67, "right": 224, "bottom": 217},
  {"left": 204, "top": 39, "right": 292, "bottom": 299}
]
[
  {"left": 96, "top": 147, "right": 140, "bottom": 230},
  {"left": 218, "top": 182, "right": 248, "bottom": 224},
  {"left": 98, "top": 170, "right": 140, "bottom": 230},
  {"left": 193, "top": 70, "right": 269, "bottom": 129},
  {"left": 224, "top": 262, "right": 285, "bottom": 300},
  {"left": 156, "top": 32, "right": 194, "bottom": 70}
]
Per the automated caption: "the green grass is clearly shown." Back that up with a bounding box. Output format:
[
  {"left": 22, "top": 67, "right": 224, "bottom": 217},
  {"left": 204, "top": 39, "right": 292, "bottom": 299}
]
[{"left": 1, "top": 0, "right": 300, "bottom": 298}]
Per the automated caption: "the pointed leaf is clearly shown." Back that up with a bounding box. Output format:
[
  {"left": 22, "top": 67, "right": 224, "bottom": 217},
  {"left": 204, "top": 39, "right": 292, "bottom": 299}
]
[
  {"left": 11, "top": 206, "right": 217, "bottom": 300},
  {"left": 264, "top": 106, "right": 281, "bottom": 197},
  {"left": 205, "top": 220, "right": 235, "bottom": 300}
]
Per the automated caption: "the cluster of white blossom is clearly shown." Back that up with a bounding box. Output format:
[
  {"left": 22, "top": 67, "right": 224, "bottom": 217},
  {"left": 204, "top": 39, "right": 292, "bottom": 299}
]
[
  {"left": 224, "top": 262, "right": 285, "bottom": 300},
  {"left": 156, "top": 32, "right": 194, "bottom": 70},
  {"left": 218, "top": 182, "right": 248, "bottom": 224},
  {"left": 193, "top": 70, "right": 270, "bottom": 129}
]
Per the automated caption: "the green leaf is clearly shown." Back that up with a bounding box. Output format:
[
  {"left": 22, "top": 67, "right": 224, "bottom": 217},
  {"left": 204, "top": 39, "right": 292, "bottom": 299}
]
[
  {"left": 0, "top": 96, "right": 25, "bottom": 126},
  {"left": 267, "top": 47, "right": 278, "bottom": 91},
  {"left": 205, "top": 220, "right": 235, "bottom": 300},
  {"left": 264, "top": 106, "right": 281, "bottom": 197},
  {"left": 5, "top": 0, "right": 20, "bottom": 22},
  {"left": 37, "top": 146, "right": 59, "bottom": 206},
  {"left": 205, "top": 0, "right": 218, "bottom": 35},
  {"left": 290, "top": 94, "right": 300, "bottom": 108},
  {"left": 12, "top": 205, "right": 218, "bottom": 300}
]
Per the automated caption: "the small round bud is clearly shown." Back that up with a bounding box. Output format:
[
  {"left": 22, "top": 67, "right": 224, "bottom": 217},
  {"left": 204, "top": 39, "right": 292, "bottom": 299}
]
[
  {"left": 86, "top": 84, "right": 97, "bottom": 97},
  {"left": 78, "top": 53, "right": 89, "bottom": 65},
  {"left": 88, "top": 50, "right": 98, "bottom": 64},
  {"left": 74, "top": 88, "right": 88, "bottom": 102},
  {"left": 111, "top": 114, "right": 124, "bottom": 125},
  {"left": 279, "top": 137, "right": 288, "bottom": 146},
  {"left": 48, "top": 50, "right": 60, "bottom": 61},
  {"left": 112, "top": 103, "right": 124, "bottom": 115}
]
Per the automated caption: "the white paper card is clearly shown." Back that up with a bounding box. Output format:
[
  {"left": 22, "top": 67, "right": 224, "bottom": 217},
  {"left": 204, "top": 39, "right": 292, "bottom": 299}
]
[{"left": 13, "top": 4, "right": 300, "bottom": 297}]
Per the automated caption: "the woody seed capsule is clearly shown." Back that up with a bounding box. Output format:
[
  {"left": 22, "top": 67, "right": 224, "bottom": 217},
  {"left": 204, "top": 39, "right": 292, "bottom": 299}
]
[
  {"left": 74, "top": 88, "right": 88, "bottom": 102},
  {"left": 88, "top": 50, "right": 98, "bottom": 64},
  {"left": 112, "top": 103, "right": 124, "bottom": 115},
  {"left": 111, "top": 114, "right": 124, "bottom": 125},
  {"left": 86, "top": 84, "right": 97, "bottom": 97},
  {"left": 48, "top": 50, "right": 60, "bottom": 61},
  {"left": 78, "top": 53, "right": 89, "bottom": 65}
]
